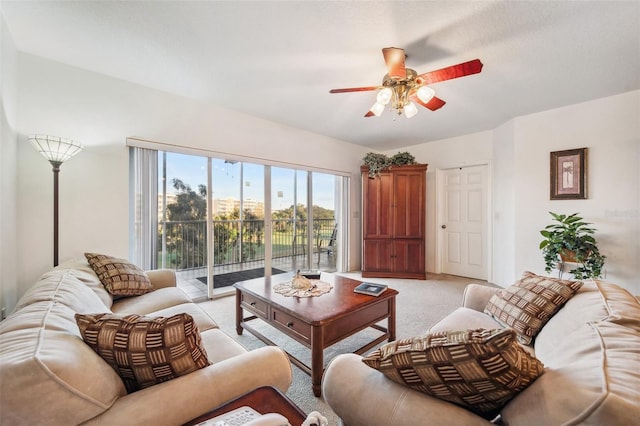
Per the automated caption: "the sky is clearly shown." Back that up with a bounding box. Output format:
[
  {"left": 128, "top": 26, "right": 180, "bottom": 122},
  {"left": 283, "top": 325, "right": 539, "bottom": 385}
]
[{"left": 160, "top": 151, "right": 335, "bottom": 210}]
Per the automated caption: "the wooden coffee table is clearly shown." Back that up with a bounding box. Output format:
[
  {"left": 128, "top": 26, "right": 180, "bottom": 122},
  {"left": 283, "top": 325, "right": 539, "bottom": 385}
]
[
  {"left": 183, "top": 386, "right": 306, "bottom": 425},
  {"left": 235, "top": 273, "right": 397, "bottom": 396}
]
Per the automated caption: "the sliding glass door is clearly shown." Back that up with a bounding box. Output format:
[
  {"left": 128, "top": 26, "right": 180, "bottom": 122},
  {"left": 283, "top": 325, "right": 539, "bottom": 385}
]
[{"left": 141, "top": 148, "right": 346, "bottom": 298}]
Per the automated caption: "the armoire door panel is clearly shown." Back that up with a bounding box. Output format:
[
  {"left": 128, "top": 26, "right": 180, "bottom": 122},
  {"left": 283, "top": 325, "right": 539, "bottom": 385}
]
[
  {"left": 363, "top": 172, "right": 393, "bottom": 238},
  {"left": 394, "top": 171, "right": 425, "bottom": 238},
  {"left": 362, "top": 240, "right": 393, "bottom": 272},
  {"left": 394, "top": 240, "right": 426, "bottom": 275}
]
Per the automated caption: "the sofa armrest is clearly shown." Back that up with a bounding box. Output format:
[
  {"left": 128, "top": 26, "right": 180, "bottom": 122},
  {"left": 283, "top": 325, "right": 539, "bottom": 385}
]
[
  {"left": 322, "top": 354, "right": 492, "bottom": 426},
  {"left": 462, "top": 284, "right": 499, "bottom": 312},
  {"left": 83, "top": 346, "right": 292, "bottom": 426},
  {"left": 145, "top": 269, "right": 176, "bottom": 289}
]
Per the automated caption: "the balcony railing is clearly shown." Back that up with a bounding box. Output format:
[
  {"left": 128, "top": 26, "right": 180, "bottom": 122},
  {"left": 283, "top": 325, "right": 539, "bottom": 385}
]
[{"left": 158, "top": 218, "right": 336, "bottom": 271}]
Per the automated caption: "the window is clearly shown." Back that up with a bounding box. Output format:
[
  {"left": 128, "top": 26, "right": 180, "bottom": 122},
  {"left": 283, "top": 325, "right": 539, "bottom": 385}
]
[{"left": 130, "top": 145, "right": 348, "bottom": 298}]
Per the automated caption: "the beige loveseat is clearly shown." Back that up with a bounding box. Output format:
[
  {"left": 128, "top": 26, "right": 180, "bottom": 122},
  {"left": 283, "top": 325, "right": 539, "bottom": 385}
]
[
  {"left": 323, "top": 279, "right": 640, "bottom": 425},
  {"left": 0, "top": 259, "right": 293, "bottom": 425}
]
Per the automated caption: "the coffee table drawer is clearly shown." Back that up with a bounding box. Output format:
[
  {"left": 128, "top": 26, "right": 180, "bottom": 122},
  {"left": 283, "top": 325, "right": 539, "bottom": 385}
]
[
  {"left": 241, "top": 293, "right": 268, "bottom": 319},
  {"left": 271, "top": 308, "right": 311, "bottom": 342}
]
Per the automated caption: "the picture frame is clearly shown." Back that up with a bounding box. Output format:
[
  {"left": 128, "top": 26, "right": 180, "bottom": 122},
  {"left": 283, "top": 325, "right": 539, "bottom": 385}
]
[{"left": 550, "top": 147, "right": 587, "bottom": 200}]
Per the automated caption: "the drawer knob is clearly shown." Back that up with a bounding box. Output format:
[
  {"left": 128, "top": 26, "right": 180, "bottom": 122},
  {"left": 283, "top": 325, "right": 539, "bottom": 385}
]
[
  {"left": 250, "top": 302, "right": 256, "bottom": 306},
  {"left": 286, "top": 322, "right": 294, "bottom": 328}
]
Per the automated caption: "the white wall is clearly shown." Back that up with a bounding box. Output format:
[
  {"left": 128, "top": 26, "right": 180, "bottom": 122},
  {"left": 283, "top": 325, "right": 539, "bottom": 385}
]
[
  {"left": 511, "top": 91, "right": 640, "bottom": 291},
  {"left": 391, "top": 90, "right": 640, "bottom": 294},
  {"left": 15, "top": 53, "right": 368, "bottom": 301},
  {"left": 0, "top": 10, "right": 18, "bottom": 317},
  {"left": 492, "top": 120, "right": 516, "bottom": 286}
]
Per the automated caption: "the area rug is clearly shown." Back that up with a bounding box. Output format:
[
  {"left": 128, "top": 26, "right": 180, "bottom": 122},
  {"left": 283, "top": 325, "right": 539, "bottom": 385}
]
[{"left": 197, "top": 268, "right": 286, "bottom": 288}]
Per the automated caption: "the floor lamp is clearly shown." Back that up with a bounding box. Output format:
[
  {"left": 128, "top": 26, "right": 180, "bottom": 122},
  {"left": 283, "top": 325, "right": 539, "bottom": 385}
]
[{"left": 28, "top": 135, "right": 83, "bottom": 267}]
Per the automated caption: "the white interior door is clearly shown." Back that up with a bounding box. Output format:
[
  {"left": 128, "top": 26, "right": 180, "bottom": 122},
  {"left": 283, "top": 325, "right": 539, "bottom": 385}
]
[{"left": 439, "top": 165, "right": 488, "bottom": 280}]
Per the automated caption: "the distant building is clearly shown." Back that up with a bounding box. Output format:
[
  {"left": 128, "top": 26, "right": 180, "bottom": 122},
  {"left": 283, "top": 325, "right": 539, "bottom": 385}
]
[
  {"left": 213, "top": 197, "right": 264, "bottom": 217},
  {"left": 159, "top": 194, "right": 264, "bottom": 219}
]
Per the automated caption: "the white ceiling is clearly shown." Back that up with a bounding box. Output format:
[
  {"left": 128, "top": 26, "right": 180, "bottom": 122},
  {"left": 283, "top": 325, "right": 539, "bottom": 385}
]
[{"left": 3, "top": 1, "right": 640, "bottom": 150}]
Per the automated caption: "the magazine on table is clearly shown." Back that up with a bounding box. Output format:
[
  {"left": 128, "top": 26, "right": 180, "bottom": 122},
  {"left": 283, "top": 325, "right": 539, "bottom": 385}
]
[{"left": 353, "top": 282, "right": 388, "bottom": 296}]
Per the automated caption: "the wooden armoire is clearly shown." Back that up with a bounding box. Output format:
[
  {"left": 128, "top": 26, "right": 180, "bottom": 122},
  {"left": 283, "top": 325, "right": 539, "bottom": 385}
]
[{"left": 361, "top": 164, "right": 427, "bottom": 279}]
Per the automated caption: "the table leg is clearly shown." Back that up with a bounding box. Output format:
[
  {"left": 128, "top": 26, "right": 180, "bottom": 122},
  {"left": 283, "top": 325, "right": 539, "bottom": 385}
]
[
  {"left": 235, "top": 289, "right": 243, "bottom": 335},
  {"left": 389, "top": 297, "right": 396, "bottom": 342},
  {"left": 311, "top": 325, "right": 324, "bottom": 397}
]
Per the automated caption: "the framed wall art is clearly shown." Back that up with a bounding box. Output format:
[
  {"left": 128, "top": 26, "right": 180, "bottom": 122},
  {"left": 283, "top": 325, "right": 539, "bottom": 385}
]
[{"left": 550, "top": 147, "right": 587, "bottom": 200}]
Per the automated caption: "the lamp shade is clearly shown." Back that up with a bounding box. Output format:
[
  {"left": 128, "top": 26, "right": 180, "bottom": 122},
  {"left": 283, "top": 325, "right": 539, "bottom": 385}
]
[
  {"left": 28, "top": 134, "right": 83, "bottom": 164},
  {"left": 403, "top": 102, "right": 418, "bottom": 118},
  {"left": 376, "top": 88, "right": 393, "bottom": 105},
  {"left": 369, "top": 102, "right": 386, "bottom": 117},
  {"left": 416, "top": 86, "right": 435, "bottom": 103}
]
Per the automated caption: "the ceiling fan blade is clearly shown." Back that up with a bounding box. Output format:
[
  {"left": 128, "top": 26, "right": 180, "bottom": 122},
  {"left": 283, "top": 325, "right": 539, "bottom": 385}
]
[
  {"left": 416, "top": 59, "right": 483, "bottom": 85},
  {"left": 382, "top": 47, "right": 406, "bottom": 79},
  {"left": 412, "top": 95, "right": 446, "bottom": 111},
  {"left": 329, "top": 86, "right": 379, "bottom": 94}
]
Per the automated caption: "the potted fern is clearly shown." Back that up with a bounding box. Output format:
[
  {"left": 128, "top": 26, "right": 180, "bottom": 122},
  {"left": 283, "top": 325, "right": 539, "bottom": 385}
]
[
  {"left": 362, "top": 151, "right": 417, "bottom": 178},
  {"left": 539, "top": 212, "right": 606, "bottom": 279}
]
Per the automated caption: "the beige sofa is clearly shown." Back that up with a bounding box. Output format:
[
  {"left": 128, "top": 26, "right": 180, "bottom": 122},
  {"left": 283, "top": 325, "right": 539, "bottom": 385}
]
[
  {"left": 323, "top": 279, "right": 640, "bottom": 425},
  {"left": 0, "top": 259, "right": 293, "bottom": 425}
]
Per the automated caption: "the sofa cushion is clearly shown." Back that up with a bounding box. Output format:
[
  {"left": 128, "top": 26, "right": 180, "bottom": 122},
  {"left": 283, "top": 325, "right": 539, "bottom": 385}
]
[
  {"left": 0, "top": 301, "right": 126, "bottom": 426},
  {"left": 85, "top": 252, "right": 153, "bottom": 296},
  {"left": 428, "top": 306, "right": 504, "bottom": 334},
  {"left": 13, "top": 270, "right": 110, "bottom": 314},
  {"left": 484, "top": 271, "right": 583, "bottom": 345},
  {"left": 75, "top": 312, "right": 210, "bottom": 393},
  {"left": 54, "top": 258, "right": 115, "bottom": 308},
  {"left": 362, "top": 328, "right": 544, "bottom": 419},
  {"left": 111, "top": 287, "right": 193, "bottom": 315},
  {"left": 199, "top": 328, "right": 249, "bottom": 363},
  {"left": 143, "top": 302, "right": 219, "bottom": 333}
]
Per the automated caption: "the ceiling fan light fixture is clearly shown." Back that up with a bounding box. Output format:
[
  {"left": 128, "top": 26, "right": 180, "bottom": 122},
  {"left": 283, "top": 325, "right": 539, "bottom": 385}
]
[
  {"left": 329, "top": 47, "right": 483, "bottom": 120},
  {"left": 416, "top": 86, "right": 435, "bottom": 103},
  {"left": 369, "top": 102, "right": 385, "bottom": 117},
  {"left": 404, "top": 102, "right": 418, "bottom": 118}
]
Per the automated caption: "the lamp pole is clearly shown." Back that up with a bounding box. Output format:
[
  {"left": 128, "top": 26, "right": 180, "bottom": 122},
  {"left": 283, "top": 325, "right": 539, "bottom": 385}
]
[{"left": 51, "top": 161, "right": 62, "bottom": 266}]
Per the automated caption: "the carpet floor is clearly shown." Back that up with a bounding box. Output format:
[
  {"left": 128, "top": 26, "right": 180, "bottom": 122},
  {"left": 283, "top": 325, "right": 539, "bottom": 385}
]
[
  {"left": 196, "top": 272, "right": 493, "bottom": 424},
  {"left": 197, "top": 268, "right": 286, "bottom": 288}
]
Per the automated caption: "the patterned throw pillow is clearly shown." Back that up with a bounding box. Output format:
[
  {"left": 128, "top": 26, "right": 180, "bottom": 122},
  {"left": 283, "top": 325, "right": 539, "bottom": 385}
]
[
  {"left": 362, "top": 329, "right": 544, "bottom": 419},
  {"left": 484, "top": 271, "right": 583, "bottom": 345},
  {"left": 75, "top": 312, "right": 210, "bottom": 393},
  {"left": 85, "top": 252, "right": 153, "bottom": 296}
]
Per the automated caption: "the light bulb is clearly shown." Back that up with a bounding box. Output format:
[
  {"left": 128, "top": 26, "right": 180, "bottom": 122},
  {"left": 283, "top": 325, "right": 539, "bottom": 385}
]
[
  {"left": 404, "top": 102, "right": 418, "bottom": 118},
  {"left": 416, "top": 86, "right": 435, "bottom": 103},
  {"left": 369, "top": 102, "right": 385, "bottom": 117},
  {"left": 376, "top": 88, "right": 393, "bottom": 105}
]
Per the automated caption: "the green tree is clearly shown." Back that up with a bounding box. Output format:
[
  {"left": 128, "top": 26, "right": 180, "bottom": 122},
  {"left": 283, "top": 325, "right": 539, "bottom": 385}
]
[
  {"left": 166, "top": 179, "right": 206, "bottom": 221},
  {"left": 227, "top": 208, "right": 263, "bottom": 261},
  {"left": 212, "top": 212, "right": 238, "bottom": 264},
  {"left": 162, "top": 179, "right": 207, "bottom": 269},
  {"left": 313, "top": 205, "right": 335, "bottom": 219}
]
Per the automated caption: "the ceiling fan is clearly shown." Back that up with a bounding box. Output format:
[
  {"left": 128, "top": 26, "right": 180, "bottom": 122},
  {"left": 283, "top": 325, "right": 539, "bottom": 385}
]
[{"left": 329, "top": 47, "right": 483, "bottom": 118}]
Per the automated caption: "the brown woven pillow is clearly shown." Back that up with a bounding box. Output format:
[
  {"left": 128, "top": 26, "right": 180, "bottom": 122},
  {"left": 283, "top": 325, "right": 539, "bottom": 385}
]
[
  {"left": 362, "top": 328, "right": 544, "bottom": 419},
  {"left": 85, "top": 252, "right": 153, "bottom": 296},
  {"left": 484, "top": 271, "right": 583, "bottom": 345},
  {"left": 75, "top": 312, "right": 210, "bottom": 393}
]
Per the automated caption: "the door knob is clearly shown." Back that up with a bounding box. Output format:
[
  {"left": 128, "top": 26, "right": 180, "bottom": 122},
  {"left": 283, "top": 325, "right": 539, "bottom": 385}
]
[{"left": 441, "top": 225, "right": 447, "bottom": 229}]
